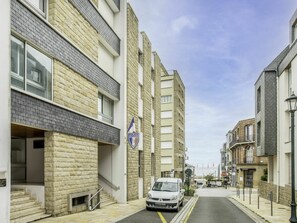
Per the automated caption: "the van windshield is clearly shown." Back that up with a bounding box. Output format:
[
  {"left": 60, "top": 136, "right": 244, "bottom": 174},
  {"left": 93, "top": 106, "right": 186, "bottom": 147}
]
[{"left": 152, "top": 182, "right": 178, "bottom": 192}]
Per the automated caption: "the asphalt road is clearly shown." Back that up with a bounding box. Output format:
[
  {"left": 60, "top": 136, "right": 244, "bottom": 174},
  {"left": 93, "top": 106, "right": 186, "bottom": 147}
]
[
  {"left": 116, "top": 197, "right": 190, "bottom": 223},
  {"left": 187, "top": 188, "right": 255, "bottom": 223}
]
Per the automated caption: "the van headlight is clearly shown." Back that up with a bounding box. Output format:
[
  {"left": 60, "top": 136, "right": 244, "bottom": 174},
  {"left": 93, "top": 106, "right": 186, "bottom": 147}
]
[
  {"left": 147, "top": 193, "right": 152, "bottom": 199},
  {"left": 171, "top": 195, "right": 178, "bottom": 201}
]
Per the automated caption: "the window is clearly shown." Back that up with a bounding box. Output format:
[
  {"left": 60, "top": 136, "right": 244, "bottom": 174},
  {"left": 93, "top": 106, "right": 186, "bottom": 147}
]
[
  {"left": 161, "top": 126, "right": 172, "bottom": 134},
  {"left": 98, "top": 93, "right": 114, "bottom": 124},
  {"left": 244, "top": 125, "right": 254, "bottom": 141},
  {"left": 26, "top": 0, "right": 46, "bottom": 15},
  {"left": 257, "top": 87, "right": 261, "bottom": 113},
  {"left": 11, "top": 36, "right": 52, "bottom": 100},
  {"left": 161, "top": 156, "right": 172, "bottom": 164},
  {"left": 161, "top": 80, "right": 172, "bottom": 88},
  {"left": 161, "top": 95, "right": 172, "bottom": 103},
  {"left": 138, "top": 85, "right": 142, "bottom": 99},
  {"left": 161, "top": 141, "right": 172, "bottom": 149},
  {"left": 257, "top": 122, "right": 261, "bottom": 146},
  {"left": 288, "top": 68, "right": 292, "bottom": 97},
  {"left": 245, "top": 147, "right": 253, "bottom": 164},
  {"left": 161, "top": 111, "right": 172, "bottom": 119}
]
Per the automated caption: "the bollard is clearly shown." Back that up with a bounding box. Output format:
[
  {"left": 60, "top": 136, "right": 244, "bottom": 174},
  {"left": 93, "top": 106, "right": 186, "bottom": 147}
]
[
  {"left": 249, "top": 187, "right": 252, "bottom": 205},
  {"left": 269, "top": 191, "right": 273, "bottom": 216}
]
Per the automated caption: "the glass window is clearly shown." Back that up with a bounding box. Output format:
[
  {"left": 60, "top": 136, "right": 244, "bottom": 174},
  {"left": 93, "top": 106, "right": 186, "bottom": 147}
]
[
  {"left": 161, "top": 141, "right": 172, "bottom": 149},
  {"left": 11, "top": 36, "right": 52, "bottom": 100},
  {"left": 11, "top": 37, "right": 25, "bottom": 89},
  {"left": 98, "top": 93, "right": 114, "bottom": 124},
  {"left": 161, "top": 95, "right": 172, "bottom": 103},
  {"left": 26, "top": 45, "right": 52, "bottom": 99},
  {"left": 161, "top": 156, "right": 172, "bottom": 164},
  {"left": 26, "top": 0, "right": 46, "bottom": 14}
]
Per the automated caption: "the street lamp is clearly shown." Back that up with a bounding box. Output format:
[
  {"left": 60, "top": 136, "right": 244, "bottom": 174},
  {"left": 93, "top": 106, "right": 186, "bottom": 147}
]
[{"left": 285, "top": 93, "right": 297, "bottom": 223}]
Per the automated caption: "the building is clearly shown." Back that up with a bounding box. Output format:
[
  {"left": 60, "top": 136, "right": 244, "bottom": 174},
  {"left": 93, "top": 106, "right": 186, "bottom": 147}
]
[
  {"left": 0, "top": 1, "right": 11, "bottom": 223},
  {"left": 9, "top": 0, "right": 127, "bottom": 221},
  {"left": 257, "top": 9, "right": 297, "bottom": 206},
  {"left": 160, "top": 70, "right": 186, "bottom": 180},
  {"left": 229, "top": 118, "right": 267, "bottom": 188},
  {"left": 126, "top": 4, "right": 161, "bottom": 200}
]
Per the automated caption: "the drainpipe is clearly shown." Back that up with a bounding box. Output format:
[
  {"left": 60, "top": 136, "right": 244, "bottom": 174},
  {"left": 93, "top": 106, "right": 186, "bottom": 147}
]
[{"left": 276, "top": 70, "right": 280, "bottom": 203}]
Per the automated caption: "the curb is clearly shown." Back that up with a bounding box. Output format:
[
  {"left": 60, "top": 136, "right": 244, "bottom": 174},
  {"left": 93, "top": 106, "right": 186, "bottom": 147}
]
[
  {"left": 229, "top": 197, "right": 269, "bottom": 223},
  {"left": 170, "top": 195, "right": 199, "bottom": 223}
]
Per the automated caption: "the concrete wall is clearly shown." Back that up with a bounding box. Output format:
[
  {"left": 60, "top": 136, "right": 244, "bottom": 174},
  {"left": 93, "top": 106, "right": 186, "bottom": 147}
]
[{"left": 0, "top": 0, "right": 10, "bottom": 222}]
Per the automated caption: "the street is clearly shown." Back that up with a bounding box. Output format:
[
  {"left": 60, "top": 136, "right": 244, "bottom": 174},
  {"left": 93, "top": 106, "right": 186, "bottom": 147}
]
[{"left": 117, "top": 187, "right": 257, "bottom": 223}]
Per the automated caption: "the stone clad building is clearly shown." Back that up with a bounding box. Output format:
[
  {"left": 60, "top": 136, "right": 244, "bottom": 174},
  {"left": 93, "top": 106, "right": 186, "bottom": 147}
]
[
  {"left": 229, "top": 118, "right": 267, "bottom": 188},
  {"left": 9, "top": 0, "right": 127, "bottom": 221},
  {"left": 126, "top": 4, "right": 161, "bottom": 200}
]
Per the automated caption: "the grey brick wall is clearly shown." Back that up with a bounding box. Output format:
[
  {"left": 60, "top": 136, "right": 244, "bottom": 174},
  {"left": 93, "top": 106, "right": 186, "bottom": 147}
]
[
  {"left": 11, "top": 90, "right": 120, "bottom": 145},
  {"left": 11, "top": 0, "right": 120, "bottom": 99},
  {"left": 69, "top": 0, "right": 120, "bottom": 54}
]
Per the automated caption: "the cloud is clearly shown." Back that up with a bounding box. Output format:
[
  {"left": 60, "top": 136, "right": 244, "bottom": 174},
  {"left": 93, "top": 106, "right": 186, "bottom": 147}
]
[{"left": 171, "top": 16, "right": 197, "bottom": 34}]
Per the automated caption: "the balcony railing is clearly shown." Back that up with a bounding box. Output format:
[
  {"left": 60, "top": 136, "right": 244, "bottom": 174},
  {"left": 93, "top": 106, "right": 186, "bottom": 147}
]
[{"left": 229, "top": 135, "right": 255, "bottom": 148}]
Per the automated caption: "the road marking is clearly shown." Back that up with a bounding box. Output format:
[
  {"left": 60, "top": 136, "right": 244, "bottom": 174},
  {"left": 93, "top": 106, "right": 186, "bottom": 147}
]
[
  {"left": 184, "top": 201, "right": 196, "bottom": 223},
  {"left": 157, "top": 212, "right": 167, "bottom": 223}
]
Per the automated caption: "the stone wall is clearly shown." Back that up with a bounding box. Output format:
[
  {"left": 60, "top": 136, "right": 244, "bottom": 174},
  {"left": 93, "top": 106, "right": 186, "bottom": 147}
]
[
  {"left": 48, "top": 0, "right": 98, "bottom": 62},
  {"left": 53, "top": 60, "right": 98, "bottom": 118},
  {"left": 126, "top": 4, "right": 139, "bottom": 201},
  {"left": 153, "top": 52, "right": 161, "bottom": 180},
  {"left": 142, "top": 32, "right": 152, "bottom": 196},
  {"left": 44, "top": 132, "right": 98, "bottom": 216}
]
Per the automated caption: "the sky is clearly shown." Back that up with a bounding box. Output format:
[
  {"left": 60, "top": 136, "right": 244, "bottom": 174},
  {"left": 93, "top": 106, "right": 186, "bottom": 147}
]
[{"left": 128, "top": 0, "right": 297, "bottom": 167}]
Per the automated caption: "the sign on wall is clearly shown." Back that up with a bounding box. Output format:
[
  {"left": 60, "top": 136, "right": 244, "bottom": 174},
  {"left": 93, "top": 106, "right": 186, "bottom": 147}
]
[{"left": 127, "top": 117, "right": 139, "bottom": 149}]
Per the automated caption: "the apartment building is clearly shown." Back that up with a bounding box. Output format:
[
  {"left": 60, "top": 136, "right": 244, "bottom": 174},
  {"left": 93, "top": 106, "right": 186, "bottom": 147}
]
[
  {"left": 126, "top": 4, "right": 161, "bottom": 200},
  {"left": 160, "top": 69, "right": 186, "bottom": 180},
  {"left": 257, "top": 9, "right": 297, "bottom": 205},
  {"left": 8, "top": 0, "right": 127, "bottom": 221},
  {"left": 229, "top": 118, "right": 267, "bottom": 188}
]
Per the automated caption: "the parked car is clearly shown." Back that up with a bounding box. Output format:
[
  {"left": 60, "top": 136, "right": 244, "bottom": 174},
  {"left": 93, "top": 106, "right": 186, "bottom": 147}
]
[{"left": 146, "top": 178, "right": 185, "bottom": 212}]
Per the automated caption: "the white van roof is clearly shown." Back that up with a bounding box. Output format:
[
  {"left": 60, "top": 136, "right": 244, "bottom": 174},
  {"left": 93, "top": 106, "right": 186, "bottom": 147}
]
[{"left": 156, "top": 178, "right": 182, "bottom": 183}]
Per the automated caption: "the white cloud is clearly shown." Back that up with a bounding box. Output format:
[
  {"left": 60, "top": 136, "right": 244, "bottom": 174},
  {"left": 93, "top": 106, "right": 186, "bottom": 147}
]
[{"left": 171, "top": 16, "right": 197, "bottom": 34}]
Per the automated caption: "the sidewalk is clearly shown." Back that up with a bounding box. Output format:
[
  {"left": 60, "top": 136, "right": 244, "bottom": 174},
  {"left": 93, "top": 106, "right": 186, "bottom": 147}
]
[
  {"left": 35, "top": 198, "right": 146, "bottom": 223},
  {"left": 229, "top": 188, "right": 291, "bottom": 223}
]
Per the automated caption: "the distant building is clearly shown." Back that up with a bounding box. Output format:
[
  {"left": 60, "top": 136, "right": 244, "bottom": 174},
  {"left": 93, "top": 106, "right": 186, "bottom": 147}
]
[
  {"left": 229, "top": 118, "right": 267, "bottom": 188},
  {"left": 160, "top": 70, "right": 186, "bottom": 181}
]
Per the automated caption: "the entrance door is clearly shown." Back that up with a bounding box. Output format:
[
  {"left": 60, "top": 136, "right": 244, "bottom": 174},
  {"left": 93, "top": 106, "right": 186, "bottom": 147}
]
[
  {"left": 244, "top": 170, "right": 253, "bottom": 188},
  {"left": 11, "top": 138, "right": 26, "bottom": 183}
]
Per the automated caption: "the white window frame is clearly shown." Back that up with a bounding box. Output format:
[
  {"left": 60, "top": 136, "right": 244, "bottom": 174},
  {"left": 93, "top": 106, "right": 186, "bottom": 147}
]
[
  {"left": 161, "top": 126, "right": 172, "bottom": 134},
  {"left": 161, "top": 141, "right": 172, "bottom": 149},
  {"left": 24, "top": 0, "right": 47, "bottom": 17},
  {"left": 98, "top": 93, "right": 114, "bottom": 124},
  {"left": 161, "top": 95, "right": 172, "bottom": 103},
  {"left": 161, "top": 111, "right": 172, "bottom": 119}
]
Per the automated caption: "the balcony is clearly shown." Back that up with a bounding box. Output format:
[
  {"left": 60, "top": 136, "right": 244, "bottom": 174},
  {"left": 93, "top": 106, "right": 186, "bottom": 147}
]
[
  {"left": 138, "top": 64, "right": 143, "bottom": 86},
  {"left": 151, "top": 109, "right": 155, "bottom": 125},
  {"left": 138, "top": 32, "right": 143, "bottom": 52},
  {"left": 151, "top": 80, "right": 155, "bottom": 97},
  {"left": 229, "top": 135, "right": 255, "bottom": 149},
  {"left": 138, "top": 98, "right": 143, "bottom": 118},
  {"left": 151, "top": 137, "right": 155, "bottom": 153},
  {"left": 138, "top": 132, "right": 143, "bottom": 150}
]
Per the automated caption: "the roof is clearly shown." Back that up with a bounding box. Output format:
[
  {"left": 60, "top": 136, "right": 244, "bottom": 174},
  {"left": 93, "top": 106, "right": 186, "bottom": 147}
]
[{"left": 264, "top": 46, "right": 290, "bottom": 72}]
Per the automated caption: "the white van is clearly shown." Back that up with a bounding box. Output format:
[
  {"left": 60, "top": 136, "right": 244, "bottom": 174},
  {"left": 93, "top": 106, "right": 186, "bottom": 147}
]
[{"left": 146, "top": 178, "right": 185, "bottom": 212}]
